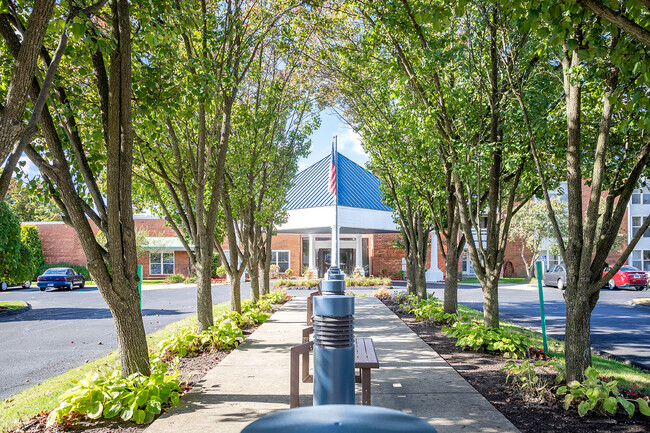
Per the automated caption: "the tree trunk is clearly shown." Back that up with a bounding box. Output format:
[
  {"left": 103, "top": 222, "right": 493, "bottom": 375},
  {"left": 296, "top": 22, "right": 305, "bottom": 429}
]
[
  {"left": 230, "top": 277, "right": 242, "bottom": 313},
  {"left": 109, "top": 291, "right": 150, "bottom": 375},
  {"left": 249, "top": 265, "right": 260, "bottom": 303},
  {"left": 483, "top": 270, "right": 500, "bottom": 327},
  {"left": 195, "top": 246, "right": 213, "bottom": 332},
  {"left": 415, "top": 261, "right": 427, "bottom": 299},
  {"left": 444, "top": 241, "right": 460, "bottom": 315},
  {"left": 564, "top": 286, "right": 594, "bottom": 381}
]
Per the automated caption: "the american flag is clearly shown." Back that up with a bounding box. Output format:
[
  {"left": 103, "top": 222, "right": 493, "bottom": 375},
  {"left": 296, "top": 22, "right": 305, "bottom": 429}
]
[{"left": 328, "top": 140, "right": 337, "bottom": 196}]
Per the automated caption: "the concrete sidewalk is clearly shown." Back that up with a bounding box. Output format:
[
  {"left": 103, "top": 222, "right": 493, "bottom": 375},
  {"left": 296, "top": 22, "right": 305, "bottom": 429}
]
[{"left": 145, "top": 296, "right": 519, "bottom": 433}]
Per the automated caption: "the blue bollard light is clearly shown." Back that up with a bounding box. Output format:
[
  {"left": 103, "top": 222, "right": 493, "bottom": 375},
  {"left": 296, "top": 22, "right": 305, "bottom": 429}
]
[
  {"left": 242, "top": 405, "right": 438, "bottom": 433},
  {"left": 312, "top": 266, "right": 355, "bottom": 405}
]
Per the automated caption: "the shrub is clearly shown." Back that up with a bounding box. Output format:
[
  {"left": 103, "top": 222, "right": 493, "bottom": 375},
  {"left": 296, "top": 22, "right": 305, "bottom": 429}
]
[
  {"left": 164, "top": 274, "right": 185, "bottom": 284},
  {"left": 285, "top": 268, "right": 293, "bottom": 276},
  {"left": 274, "top": 278, "right": 319, "bottom": 288},
  {"left": 345, "top": 277, "right": 391, "bottom": 287},
  {"left": 21, "top": 224, "right": 44, "bottom": 277},
  {"left": 38, "top": 263, "right": 91, "bottom": 281},
  {"left": 373, "top": 288, "right": 392, "bottom": 301},
  {"left": 557, "top": 366, "right": 650, "bottom": 418},
  {"left": 442, "top": 321, "right": 530, "bottom": 358},
  {"left": 410, "top": 301, "right": 458, "bottom": 325},
  {"left": 391, "top": 270, "right": 405, "bottom": 278},
  {"left": 47, "top": 360, "right": 182, "bottom": 426},
  {"left": 502, "top": 359, "right": 564, "bottom": 401},
  {"left": 215, "top": 265, "right": 227, "bottom": 278},
  {"left": 184, "top": 277, "right": 196, "bottom": 283},
  {"left": 158, "top": 321, "right": 244, "bottom": 357},
  {"left": 13, "top": 243, "right": 34, "bottom": 284},
  {"left": 210, "top": 253, "right": 221, "bottom": 278},
  {"left": 0, "top": 201, "right": 26, "bottom": 285},
  {"left": 263, "top": 289, "right": 288, "bottom": 304},
  {"left": 380, "top": 268, "right": 387, "bottom": 276}
]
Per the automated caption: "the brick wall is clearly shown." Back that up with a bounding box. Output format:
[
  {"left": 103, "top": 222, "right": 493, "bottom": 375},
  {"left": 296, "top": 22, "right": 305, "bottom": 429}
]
[{"left": 370, "top": 234, "right": 403, "bottom": 276}]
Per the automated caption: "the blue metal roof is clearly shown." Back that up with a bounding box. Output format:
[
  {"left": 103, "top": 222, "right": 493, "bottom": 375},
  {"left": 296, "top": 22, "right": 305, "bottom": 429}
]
[{"left": 286, "top": 152, "right": 392, "bottom": 211}]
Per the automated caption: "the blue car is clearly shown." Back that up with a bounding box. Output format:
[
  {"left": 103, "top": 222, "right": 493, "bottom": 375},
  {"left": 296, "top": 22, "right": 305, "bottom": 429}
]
[{"left": 37, "top": 268, "right": 85, "bottom": 291}]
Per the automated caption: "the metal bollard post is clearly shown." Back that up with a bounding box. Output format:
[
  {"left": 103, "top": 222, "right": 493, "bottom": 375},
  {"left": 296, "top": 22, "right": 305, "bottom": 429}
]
[{"left": 312, "top": 266, "right": 354, "bottom": 405}]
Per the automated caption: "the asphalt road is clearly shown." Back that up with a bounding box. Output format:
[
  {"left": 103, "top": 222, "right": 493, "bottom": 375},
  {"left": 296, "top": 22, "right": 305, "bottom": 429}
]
[
  {"left": 0, "top": 283, "right": 237, "bottom": 400},
  {"left": 388, "top": 281, "right": 650, "bottom": 369}
]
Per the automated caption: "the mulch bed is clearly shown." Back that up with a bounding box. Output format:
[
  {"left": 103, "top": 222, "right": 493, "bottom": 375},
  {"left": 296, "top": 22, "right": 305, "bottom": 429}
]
[
  {"left": 9, "top": 305, "right": 282, "bottom": 433},
  {"left": 383, "top": 299, "right": 650, "bottom": 433}
]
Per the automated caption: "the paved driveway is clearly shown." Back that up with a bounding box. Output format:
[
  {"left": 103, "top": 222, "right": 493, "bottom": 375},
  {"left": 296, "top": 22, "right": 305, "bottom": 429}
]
[
  {"left": 388, "top": 281, "right": 650, "bottom": 369},
  {"left": 0, "top": 283, "right": 236, "bottom": 400}
]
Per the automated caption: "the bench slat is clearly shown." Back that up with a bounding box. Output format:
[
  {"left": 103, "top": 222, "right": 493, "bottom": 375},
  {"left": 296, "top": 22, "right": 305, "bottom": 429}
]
[{"left": 355, "top": 337, "right": 379, "bottom": 368}]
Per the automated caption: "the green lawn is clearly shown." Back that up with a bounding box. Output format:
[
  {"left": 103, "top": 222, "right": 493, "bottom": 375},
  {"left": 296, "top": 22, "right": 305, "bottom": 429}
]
[
  {"left": 141, "top": 279, "right": 167, "bottom": 285},
  {"left": 0, "top": 302, "right": 228, "bottom": 432},
  {"left": 460, "top": 277, "right": 535, "bottom": 285},
  {"left": 435, "top": 298, "right": 650, "bottom": 394},
  {"left": 0, "top": 301, "right": 27, "bottom": 310}
]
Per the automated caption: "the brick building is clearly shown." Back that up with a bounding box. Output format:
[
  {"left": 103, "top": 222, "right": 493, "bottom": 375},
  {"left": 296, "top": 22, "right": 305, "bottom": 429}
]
[{"left": 26, "top": 156, "right": 641, "bottom": 281}]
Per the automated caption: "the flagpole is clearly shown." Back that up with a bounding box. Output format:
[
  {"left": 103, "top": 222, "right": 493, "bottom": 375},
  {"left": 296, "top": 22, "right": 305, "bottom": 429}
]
[{"left": 334, "top": 136, "right": 339, "bottom": 270}]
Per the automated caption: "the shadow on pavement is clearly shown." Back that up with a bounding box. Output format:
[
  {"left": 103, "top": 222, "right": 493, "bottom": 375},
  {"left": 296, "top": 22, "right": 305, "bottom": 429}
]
[{"left": 0, "top": 307, "right": 186, "bottom": 322}]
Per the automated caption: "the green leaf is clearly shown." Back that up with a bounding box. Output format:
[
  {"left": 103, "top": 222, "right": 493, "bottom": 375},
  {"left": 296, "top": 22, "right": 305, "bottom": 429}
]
[
  {"left": 578, "top": 400, "right": 590, "bottom": 417},
  {"left": 88, "top": 401, "right": 104, "bottom": 419},
  {"left": 103, "top": 401, "right": 122, "bottom": 419},
  {"left": 133, "top": 409, "right": 147, "bottom": 424},
  {"left": 618, "top": 397, "right": 635, "bottom": 418},
  {"left": 566, "top": 39, "right": 579, "bottom": 51},
  {"left": 637, "top": 398, "right": 650, "bottom": 416},
  {"left": 70, "top": 22, "right": 86, "bottom": 39},
  {"left": 121, "top": 406, "right": 134, "bottom": 421},
  {"left": 147, "top": 398, "right": 162, "bottom": 414},
  {"left": 603, "top": 396, "right": 617, "bottom": 414},
  {"left": 170, "top": 391, "right": 180, "bottom": 406},
  {"left": 564, "top": 393, "right": 574, "bottom": 410},
  {"left": 46, "top": 409, "right": 61, "bottom": 427}
]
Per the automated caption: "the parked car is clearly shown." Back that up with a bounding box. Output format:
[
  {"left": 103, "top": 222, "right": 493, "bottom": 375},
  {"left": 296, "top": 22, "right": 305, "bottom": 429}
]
[
  {"left": 603, "top": 265, "right": 648, "bottom": 290},
  {"left": 37, "top": 268, "right": 85, "bottom": 291},
  {"left": 0, "top": 280, "right": 31, "bottom": 291},
  {"left": 543, "top": 264, "right": 567, "bottom": 290}
]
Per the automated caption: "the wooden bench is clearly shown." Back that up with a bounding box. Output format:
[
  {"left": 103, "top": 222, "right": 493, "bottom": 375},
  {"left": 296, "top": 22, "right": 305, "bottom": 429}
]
[
  {"left": 306, "top": 283, "right": 322, "bottom": 326},
  {"left": 290, "top": 334, "right": 379, "bottom": 408}
]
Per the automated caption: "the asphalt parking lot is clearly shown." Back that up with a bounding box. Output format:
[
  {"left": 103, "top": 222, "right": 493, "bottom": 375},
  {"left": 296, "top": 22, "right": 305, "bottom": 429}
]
[{"left": 0, "top": 283, "right": 235, "bottom": 400}]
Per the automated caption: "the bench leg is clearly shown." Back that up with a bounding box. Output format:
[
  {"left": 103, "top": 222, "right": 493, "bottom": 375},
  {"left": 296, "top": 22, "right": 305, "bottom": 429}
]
[
  {"left": 290, "top": 347, "right": 300, "bottom": 408},
  {"left": 361, "top": 368, "right": 371, "bottom": 405}
]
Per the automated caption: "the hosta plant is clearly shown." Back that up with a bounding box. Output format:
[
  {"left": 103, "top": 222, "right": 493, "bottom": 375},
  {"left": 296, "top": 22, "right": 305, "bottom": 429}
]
[
  {"left": 47, "top": 361, "right": 181, "bottom": 426},
  {"left": 442, "top": 322, "right": 530, "bottom": 358},
  {"left": 557, "top": 367, "right": 650, "bottom": 418},
  {"left": 502, "top": 359, "right": 565, "bottom": 401},
  {"left": 263, "top": 289, "right": 288, "bottom": 304},
  {"left": 410, "top": 302, "right": 458, "bottom": 325},
  {"left": 158, "top": 321, "right": 244, "bottom": 357}
]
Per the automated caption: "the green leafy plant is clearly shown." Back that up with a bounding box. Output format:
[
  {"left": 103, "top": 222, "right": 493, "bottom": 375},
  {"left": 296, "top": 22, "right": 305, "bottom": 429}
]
[
  {"left": 274, "top": 278, "right": 319, "bottom": 288},
  {"left": 410, "top": 301, "right": 458, "bottom": 325},
  {"left": 158, "top": 321, "right": 244, "bottom": 358},
  {"left": 262, "top": 289, "right": 288, "bottom": 304},
  {"left": 21, "top": 224, "right": 45, "bottom": 278},
  {"left": 557, "top": 367, "right": 650, "bottom": 418},
  {"left": 502, "top": 359, "right": 564, "bottom": 401},
  {"left": 373, "top": 288, "right": 392, "bottom": 301},
  {"left": 345, "top": 277, "right": 391, "bottom": 287},
  {"left": 214, "top": 265, "right": 227, "bottom": 278},
  {"left": 184, "top": 277, "right": 196, "bottom": 283},
  {"left": 285, "top": 268, "right": 293, "bottom": 276},
  {"left": 164, "top": 274, "right": 185, "bottom": 284},
  {"left": 47, "top": 361, "right": 182, "bottom": 426},
  {"left": 210, "top": 253, "right": 221, "bottom": 278},
  {"left": 442, "top": 322, "right": 530, "bottom": 358}
]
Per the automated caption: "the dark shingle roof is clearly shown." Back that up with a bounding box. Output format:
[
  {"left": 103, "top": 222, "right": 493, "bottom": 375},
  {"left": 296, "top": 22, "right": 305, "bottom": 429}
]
[{"left": 286, "top": 152, "right": 391, "bottom": 211}]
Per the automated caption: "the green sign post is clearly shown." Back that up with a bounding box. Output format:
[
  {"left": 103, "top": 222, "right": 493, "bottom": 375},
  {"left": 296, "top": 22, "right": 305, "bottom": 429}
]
[
  {"left": 535, "top": 261, "right": 548, "bottom": 353},
  {"left": 137, "top": 264, "right": 142, "bottom": 310}
]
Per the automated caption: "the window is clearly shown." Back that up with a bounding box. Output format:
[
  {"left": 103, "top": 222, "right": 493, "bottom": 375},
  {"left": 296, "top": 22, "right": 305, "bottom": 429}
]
[
  {"left": 272, "top": 251, "right": 290, "bottom": 272},
  {"left": 150, "top": 252, "right": 174, "bottom": 275},
  {"left": 632, "top": 189, "right": 650, "bottom": 205},
  {"left": 631, "top": 250, "right": 650, "bottom": 271},
  {"left": 631, "top": 216, "right": 650, "bottom": 237}
]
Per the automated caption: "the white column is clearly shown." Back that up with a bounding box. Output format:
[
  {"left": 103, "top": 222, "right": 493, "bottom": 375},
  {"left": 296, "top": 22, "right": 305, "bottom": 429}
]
[
  {"left": 355, "top": 235, "right": 364, "bottom": 276},
  {"left": 331, "top": 224, "right": 339, "bottom": 268},
  {"left": 308, "top": 234, "right": 317, "bottom": 273},
  {"left": 426, "top": 233, "right": 444, "bottom": 282}
]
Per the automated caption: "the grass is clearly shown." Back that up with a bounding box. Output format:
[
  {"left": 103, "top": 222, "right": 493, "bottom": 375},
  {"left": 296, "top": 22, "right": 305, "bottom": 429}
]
[
  {"left": 0, "top": 302, "right": 229, "bottom": 433},
  {"left": 141, "top": 279, "right": 166, "bottom": 285},
  {"left": 425, "top": 296, "right": 650, "bottom": 395},
  {"left": 460, "top": 277, "right": 537, "bottom": 285},
  {"left": 0, "top": 301, "right": 27, "bottom": 310},
  {"left": 633, "top": 298, "right": 650, "bottom": 307}
]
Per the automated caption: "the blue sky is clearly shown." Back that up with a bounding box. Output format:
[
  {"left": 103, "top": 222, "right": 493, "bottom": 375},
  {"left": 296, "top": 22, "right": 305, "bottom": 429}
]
[{"left": 298, "top": 109, "right": 367, "bottom": 172}]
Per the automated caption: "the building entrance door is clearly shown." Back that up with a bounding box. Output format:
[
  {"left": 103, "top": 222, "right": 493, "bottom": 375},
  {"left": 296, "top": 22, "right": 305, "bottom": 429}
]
[{"left": 317, "top": 248, "right": 355, "bottom": 277}]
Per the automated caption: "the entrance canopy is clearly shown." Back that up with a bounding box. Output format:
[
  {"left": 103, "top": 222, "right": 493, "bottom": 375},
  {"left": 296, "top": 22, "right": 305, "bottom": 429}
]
[{"left": 276, "top": 152, "right": 399, "bottom": 234}]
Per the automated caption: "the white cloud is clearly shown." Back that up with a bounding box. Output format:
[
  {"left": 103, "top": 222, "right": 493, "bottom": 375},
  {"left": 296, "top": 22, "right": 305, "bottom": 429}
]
[
  {"left": 17, "top": 155, "right": 40, "bottom": 179},
  {"left": 336, "top": 125, "right": 365, "bottom": 156}
]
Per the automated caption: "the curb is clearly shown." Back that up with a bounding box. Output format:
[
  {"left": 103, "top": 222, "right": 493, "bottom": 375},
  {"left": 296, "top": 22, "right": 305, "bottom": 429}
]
[{"left": 0, "top": 301, "right": 32, "bottom": 317}]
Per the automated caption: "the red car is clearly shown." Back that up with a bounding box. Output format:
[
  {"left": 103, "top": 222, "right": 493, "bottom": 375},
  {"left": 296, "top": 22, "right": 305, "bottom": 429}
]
[{"left": 604, "top": 266, "right": 648, "bottom": 291}]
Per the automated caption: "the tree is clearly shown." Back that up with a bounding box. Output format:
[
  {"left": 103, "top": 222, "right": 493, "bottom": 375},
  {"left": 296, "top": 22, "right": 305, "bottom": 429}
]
[
  {"left": 136, "top": 0, "right": 307, "bottom": 320},
  {"left": 21, "top": 224, "right": 45, "bottom": 276},
  {"left": 3, "top": 0, "right": 151, "bottom": 376},
  {"left": 507, "top": 0, "right": 650, "bottom": 381},
  {"left": 0, "top": 200, "right": 22, "bottom": 284},
  {"left": 5, "top": 178, "right": 60, "bottom": 222}
]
